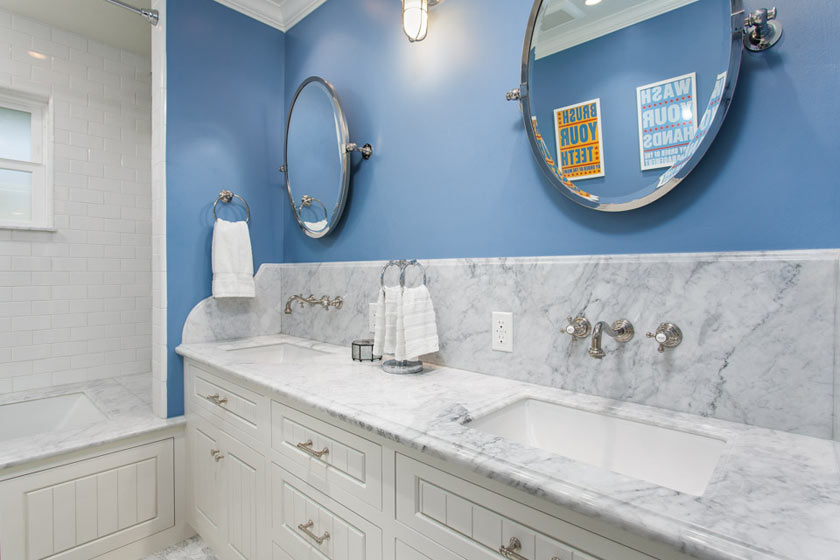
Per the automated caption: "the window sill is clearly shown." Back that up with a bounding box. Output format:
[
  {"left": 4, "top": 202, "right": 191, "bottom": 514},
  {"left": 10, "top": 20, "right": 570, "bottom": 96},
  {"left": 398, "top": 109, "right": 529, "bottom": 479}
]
[{"left": 0, "top": 223, "right": 57, "bottom": 232}]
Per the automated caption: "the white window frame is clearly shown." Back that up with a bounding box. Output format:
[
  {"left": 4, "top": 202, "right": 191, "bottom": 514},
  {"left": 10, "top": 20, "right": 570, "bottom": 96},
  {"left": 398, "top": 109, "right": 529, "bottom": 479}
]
[{"left": 0, "top": 87, "right": 54, "bottom": 230}]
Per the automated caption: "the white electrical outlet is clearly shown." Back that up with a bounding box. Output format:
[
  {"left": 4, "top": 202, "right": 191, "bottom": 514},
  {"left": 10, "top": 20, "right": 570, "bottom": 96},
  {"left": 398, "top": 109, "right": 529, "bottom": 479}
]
[
  {"left": 492, "top": 311, "right": 513, "bottom": 352},
  {"left": 369, "top": 303, "right": 378, "bottom": 333}
]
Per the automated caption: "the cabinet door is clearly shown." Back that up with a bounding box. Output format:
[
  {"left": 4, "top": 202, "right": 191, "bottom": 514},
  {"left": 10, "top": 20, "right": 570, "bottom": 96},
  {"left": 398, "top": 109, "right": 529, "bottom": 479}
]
[
  {"left": 219, "top": 431, "right": 266, "bottom": 560},
  {"left": 191, "top": 420, "right": 223, "bottom": 537},
  {"left": 0, "top": 439, "right": 174, "bottom": 560}
]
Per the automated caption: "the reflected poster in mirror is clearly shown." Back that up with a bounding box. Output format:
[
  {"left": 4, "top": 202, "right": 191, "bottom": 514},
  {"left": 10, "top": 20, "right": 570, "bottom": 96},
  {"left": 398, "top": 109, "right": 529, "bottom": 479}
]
[{"left": 520, "top": 0, "right": 742, "bottom": 211}]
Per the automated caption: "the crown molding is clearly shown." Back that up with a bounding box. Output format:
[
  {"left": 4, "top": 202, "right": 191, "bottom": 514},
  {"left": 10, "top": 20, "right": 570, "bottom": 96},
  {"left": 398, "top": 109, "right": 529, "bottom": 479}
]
[
  {"left": 535, "top": 0, "right": 697, "bottom": 60},
  {"left": 213, "top": 0, "right": 327, "bottom": 32}
]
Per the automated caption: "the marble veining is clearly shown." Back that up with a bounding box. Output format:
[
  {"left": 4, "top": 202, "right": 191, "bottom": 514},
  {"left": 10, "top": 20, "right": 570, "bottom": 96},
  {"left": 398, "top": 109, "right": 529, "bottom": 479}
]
[
  {"left": 181, "top": 264, "right": 283, "bottom": 344},
  {"left": 143, "top": 537, "right": 219, "bottom": 560},
  {"left": 0, "top": 373, "right": 184, "bottom": 474},
  {"left": 274, "top": 251, "right": 838, "bottom": 438},
  {"left": 177, "top": 334, "right": 840, "bottom": 560}
]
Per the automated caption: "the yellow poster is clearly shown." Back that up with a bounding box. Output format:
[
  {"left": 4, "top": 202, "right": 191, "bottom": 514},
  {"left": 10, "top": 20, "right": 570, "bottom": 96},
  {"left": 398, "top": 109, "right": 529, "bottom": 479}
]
[{"left": 553, "top": 98, "right": 605, "bottom": 180}]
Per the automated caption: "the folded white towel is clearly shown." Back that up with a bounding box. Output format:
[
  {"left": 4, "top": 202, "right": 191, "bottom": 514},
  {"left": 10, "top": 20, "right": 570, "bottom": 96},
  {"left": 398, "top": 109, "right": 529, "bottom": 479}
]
[
  {"left": 212, "top": 219, "right": 255, "bottom": 298},
  {"left": 395, "top": 285, "right": 439, "bottom": 361},
  {"left": 373, "top": 286, "right": 401, "bottom": 356}
]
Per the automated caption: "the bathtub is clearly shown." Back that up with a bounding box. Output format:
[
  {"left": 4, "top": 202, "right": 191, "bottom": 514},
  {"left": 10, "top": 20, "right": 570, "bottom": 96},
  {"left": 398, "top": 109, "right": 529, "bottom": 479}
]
[
  {"left": 0, "top": 376, "right": 188, "bottom": 559},
  {"left": 0, "top": 392, "right": 106, "bottom": 442}
]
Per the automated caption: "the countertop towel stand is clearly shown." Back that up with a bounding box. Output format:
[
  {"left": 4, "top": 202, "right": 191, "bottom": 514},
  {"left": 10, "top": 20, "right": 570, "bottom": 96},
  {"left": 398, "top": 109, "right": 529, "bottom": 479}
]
[{"left": 379, "top": 259, "right": 428, "bottom": 375}]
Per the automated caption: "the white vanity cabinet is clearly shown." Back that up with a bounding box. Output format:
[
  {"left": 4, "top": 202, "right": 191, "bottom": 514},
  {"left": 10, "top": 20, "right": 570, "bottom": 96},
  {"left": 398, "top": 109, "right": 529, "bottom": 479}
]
[
  {"left": 184, "top": 360, "right": 691, "bottom": 560},
  {"left": 186, "top": 365, "right": 268, "bottom": 560}
]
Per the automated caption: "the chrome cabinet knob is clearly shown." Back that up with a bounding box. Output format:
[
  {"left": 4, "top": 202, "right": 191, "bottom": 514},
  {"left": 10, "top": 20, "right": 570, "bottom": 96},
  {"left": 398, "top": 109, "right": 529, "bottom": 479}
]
[
  {"left": 565, "top": 316, "right": 591, "bottom": 338},
  {"left": 646, "top": 323, "right": 682, "bottom": 353}
]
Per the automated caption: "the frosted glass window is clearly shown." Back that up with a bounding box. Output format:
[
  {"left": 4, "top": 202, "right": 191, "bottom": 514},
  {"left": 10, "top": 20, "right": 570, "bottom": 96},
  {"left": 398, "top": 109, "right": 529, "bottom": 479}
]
[
  {"left": 0, "top": 106, "right": 32, "bottom": 161},
  {"left": 0, "top": 168, "right": 32, "bottom": 222}
]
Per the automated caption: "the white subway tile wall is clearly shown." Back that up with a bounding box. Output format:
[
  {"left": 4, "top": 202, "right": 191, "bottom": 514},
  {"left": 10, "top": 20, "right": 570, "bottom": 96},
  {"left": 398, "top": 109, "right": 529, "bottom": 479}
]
[{"left": 0, "top": 9, "right": 152, "bottom": 394}]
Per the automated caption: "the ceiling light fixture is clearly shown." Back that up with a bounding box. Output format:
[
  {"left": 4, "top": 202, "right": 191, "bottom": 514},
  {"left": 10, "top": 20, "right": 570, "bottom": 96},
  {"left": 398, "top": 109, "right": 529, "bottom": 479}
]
[
  {"left": 27, "top": 50, "right": 47, "bottom": 60},
  {"left": 585, "top": 0, "right": 603, "bottom": 6}
]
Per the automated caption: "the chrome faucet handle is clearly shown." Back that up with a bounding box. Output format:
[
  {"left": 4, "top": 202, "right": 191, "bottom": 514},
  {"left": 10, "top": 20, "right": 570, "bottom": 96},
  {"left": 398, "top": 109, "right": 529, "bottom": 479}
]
[
  {"left": 646, "top": 323, "right": 682, "bottom": 353},
  {"left": 565, "top": 316, "right": 591, "bottom": 338}
]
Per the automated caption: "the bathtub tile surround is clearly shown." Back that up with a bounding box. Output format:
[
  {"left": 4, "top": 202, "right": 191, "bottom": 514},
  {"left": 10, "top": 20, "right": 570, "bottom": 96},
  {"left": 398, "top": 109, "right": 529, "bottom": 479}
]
[
  {"left": 270, "top": 250, "right": 838, "bottom": 439},
  {"left": 0, "top": 9, "right": 153, "bottom": 395}
]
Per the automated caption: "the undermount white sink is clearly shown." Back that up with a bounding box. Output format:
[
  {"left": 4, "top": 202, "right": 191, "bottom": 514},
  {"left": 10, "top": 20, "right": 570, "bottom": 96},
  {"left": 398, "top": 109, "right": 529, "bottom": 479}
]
[
  {"left": 226, "top": 343, "right": 330, "bottom": 364},
  {"left": 469, "top": 398, "right": 725, "bottom": 496}
]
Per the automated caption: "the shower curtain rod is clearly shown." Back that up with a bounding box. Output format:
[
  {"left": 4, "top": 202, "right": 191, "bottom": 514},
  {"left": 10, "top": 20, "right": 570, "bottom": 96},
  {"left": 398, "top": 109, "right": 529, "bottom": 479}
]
[{"left": 103, "top": 0, "right": 159, "bottom": 26}]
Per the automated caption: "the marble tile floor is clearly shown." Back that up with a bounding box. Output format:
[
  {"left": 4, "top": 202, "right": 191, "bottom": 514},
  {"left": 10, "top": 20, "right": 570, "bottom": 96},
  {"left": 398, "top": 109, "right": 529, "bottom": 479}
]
[{"left": 141, "top": 536, "right": 219, "bottom": 560}]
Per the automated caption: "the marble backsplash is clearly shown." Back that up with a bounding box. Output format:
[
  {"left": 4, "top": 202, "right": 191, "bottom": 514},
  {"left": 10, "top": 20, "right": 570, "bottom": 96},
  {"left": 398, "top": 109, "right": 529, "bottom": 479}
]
[
  {"left": 182, "top": 265, "right": 283, "bottom": 344},
  {"left": 183, "top": 250, "right": 839, "bottom": 439}
]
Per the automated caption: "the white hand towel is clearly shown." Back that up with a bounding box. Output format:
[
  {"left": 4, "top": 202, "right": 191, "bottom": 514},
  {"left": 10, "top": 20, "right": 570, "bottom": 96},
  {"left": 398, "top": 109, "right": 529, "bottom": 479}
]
[
  {"left": 212, "top": 219, "right": 255, "bottom": 298},
  {"left": 373, "top": 286, "right": 401, "bottom": 356},
  {"left": 395, "top": 285, "right": 439, "bottom": 361},
  {"left": 304, "top": 219, "right": 328, "bottom": 231}
]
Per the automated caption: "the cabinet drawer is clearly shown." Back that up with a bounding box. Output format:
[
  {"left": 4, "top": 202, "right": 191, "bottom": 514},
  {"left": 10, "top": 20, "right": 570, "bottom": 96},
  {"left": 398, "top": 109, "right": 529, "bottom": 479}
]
[
  {"left": 188, "top": 362, "right": 266, "bottom": 443},
  {"left": 271, "top": 463, "right": 382, "bottom": 560},
  {"left": 271, "top": 401, "right": 382, "bottom": 512},
  {"left": 0, "top": 439, "right": 174, "bottom": 560},
  {"left": 396, "top": 454, "right": 655, "bottom": 560},
  {"left": 396, "top": 539, "right": 465, "bottom": 560}
]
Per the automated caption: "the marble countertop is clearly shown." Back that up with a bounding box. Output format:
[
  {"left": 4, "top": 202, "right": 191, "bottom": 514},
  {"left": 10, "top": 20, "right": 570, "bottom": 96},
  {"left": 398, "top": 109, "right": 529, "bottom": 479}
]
[
  {"left": 177, "top": 335, "right": 840, "bottom": 560},
  {"left": 0, "top": 373, "right": 184, "bottom": 474}
]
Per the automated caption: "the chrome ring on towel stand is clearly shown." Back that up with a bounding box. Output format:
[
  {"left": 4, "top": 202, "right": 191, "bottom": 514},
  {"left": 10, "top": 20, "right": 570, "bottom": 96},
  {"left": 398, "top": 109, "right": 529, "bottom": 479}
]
[{"left": 213, "top": 190, "right": 251, "bottom": 224}]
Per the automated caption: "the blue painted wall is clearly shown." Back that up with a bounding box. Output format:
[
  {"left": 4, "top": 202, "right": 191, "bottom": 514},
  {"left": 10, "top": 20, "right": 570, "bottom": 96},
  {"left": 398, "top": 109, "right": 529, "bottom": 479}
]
[
  {"left": 282, "top": 0, "right": 840, "bottom": 262},
  {"left": 530, "top": 0, "right": 729, "bottom": 198},
  {"left": 166, "top": 0, "right": 285, "bottom": 416}
]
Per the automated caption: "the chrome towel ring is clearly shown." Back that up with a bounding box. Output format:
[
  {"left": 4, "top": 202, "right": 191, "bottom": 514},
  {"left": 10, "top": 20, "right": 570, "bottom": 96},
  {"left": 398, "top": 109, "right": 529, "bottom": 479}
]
[
  {"left": 213, "top": 190, "right": 251, "bottom": 224},
  {"left": 298, "top": 195, "right": 328, "bottom": 223}
]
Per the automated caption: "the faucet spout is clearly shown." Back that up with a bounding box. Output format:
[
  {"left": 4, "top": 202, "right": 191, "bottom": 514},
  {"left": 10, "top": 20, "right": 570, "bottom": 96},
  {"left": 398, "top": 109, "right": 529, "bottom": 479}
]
[{"left": 589, "top": 319, "right": 634, "bottom": 359}]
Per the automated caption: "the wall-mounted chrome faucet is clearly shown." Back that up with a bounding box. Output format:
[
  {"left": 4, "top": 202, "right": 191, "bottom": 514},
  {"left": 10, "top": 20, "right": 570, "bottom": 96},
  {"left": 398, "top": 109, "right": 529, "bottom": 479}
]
[
  {"left": 589, "top": 319, "right": 634, "bottom": 359},
  {"left": 284, "top": 294, "right": 343, "bottom": 314}
]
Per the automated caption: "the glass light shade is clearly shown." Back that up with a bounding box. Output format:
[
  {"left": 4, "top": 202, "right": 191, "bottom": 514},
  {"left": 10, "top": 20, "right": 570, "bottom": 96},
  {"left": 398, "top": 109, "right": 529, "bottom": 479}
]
[{"left": 402, "top": 0, "right": 429, "bottom": 42}]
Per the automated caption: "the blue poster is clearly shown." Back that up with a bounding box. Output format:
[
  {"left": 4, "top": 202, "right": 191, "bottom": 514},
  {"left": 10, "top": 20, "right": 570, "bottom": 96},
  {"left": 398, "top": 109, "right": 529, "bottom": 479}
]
[
  {"left": 657, "top": 71, "right": 728, "bottom": 188},
  {"left": 636, "top": 73, "right": 698, "bottom": 170}
]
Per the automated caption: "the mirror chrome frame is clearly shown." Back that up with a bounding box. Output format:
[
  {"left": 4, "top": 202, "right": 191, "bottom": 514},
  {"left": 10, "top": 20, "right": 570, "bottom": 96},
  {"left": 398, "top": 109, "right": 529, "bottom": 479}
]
[
  {"left": 519, "top": 0, "right": 744, "bottom": 212},
  {"left": 283, "top": 76, "right": 351, "bottom": 238}
]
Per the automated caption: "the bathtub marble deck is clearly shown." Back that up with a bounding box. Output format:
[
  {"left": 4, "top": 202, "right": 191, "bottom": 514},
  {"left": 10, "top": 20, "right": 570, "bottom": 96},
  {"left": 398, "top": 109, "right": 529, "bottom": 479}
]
[
  {"left": 178, "top": 334, "right": 840, "bottom": 560},
  {"left": 0, "top": 373, "right": 183, "bottom": 474}
]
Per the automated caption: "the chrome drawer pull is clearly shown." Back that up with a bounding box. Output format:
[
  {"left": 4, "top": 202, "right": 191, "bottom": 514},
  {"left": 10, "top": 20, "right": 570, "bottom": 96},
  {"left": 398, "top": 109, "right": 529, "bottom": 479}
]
[
  {"left": 296, "top": 439, "right": 329, "bottom": 459},
  {"left": 297, "top": 520, "right": 330, "bottom": 544},
  {"left": 210, "top": 448, "right": 220, "bottom": 457},
  {"left": 204, "top": 393, "right": 228, "bottom": 406},
  {"left": 214, "top": 453, "right": 225, "bottom": 462},
  {"left": 500, "top": 537, "right": 528, "bottom": 560}
]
